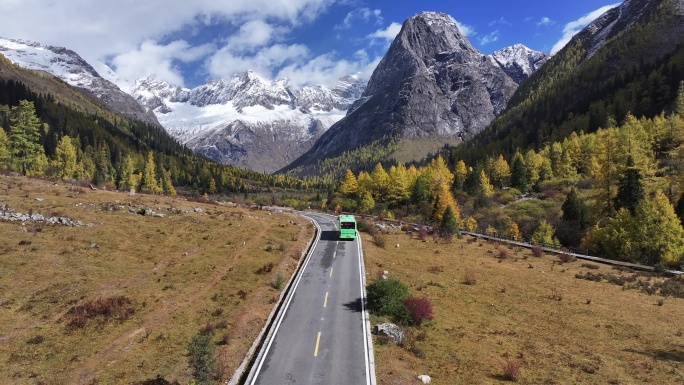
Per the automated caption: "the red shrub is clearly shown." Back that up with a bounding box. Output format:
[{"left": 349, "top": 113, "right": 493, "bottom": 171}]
[
  {"left": 558, "top": 251, "right": 576, "bottom": 263},
  {"left": 502, "top": 360, "right": 521, "bottom": 381},
  {"left": 498, "top": 249, "right": 509, "bottom": 259},
  {"left": 404, "top": 297, "right": 434, "bottom": 325},
  {"left": 531, "top": 246, "right": 544, "bottom": 258},
  {"left": 417, "top": 228, "right": 428, "bottom": 241}
]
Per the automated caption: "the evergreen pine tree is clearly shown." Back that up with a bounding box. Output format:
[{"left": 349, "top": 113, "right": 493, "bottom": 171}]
[
  {"left": 8, "top": 100, "right": 46, "bottom": 175},
  {"left": 675, "top": 80, "right": 684, "bottom": 116},
  {"left": 676, "top": 192, "right": 684, "bottom": 226},
  {"left": 439, "top": 205, "right": 459, "bottom": 238},
  {"left": 510, "top": 151, "right": 528, "bottom": 192},
  {"left": 613, "top": 155, "right": 644, "bottom": 215},
  {"left": 561, "top": 188, "right": 589, "bottom": 229},
  {"left": 0, "top": 128, "right": 10, "bottom": 169}
]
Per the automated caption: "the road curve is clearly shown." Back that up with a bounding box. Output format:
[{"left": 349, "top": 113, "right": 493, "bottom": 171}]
[{"left": 247, "top": 212, "right": 375, "bottom": 385}]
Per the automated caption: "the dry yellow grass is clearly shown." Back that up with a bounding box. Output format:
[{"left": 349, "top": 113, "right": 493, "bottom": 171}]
[
  {"left": 362, "top": 229, "right": 684, "bottom": 384},
  {"left": 0, "top": 174, "right": 312, "bottom": 384}
]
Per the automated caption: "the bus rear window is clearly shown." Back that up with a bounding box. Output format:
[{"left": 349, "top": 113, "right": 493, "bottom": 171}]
[{"left": 340, "top": 222, "right": 355, "bottom": 229}]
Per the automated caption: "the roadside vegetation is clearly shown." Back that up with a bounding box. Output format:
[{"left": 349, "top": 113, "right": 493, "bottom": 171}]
[{"left": 361, "top": 222, "right": 684, "bottom": 384}]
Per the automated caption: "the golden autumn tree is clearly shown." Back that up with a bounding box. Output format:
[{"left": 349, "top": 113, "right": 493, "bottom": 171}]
[
  {"left": 453, "top": 159, "right": 467, "bottom": 191},
  {"left": 357, "top": 170, "right": 372, "bottom": 197},
  {"left": 432, "top": 180, "right": 459, "bottom": 224},
  {"left": 52, "top": 135, "right": 77, "bottom": 179},
  {"left": 338, "top": 169, "right": 358, "bottom": 198},
  {"left": 387, "top": 164, "right": 410, "bottom": 206},
  {"left": 489, "top": 154, "right": 511, "bottom": 188},
  {"left": 478, "top": 169, "right": 494, "bottom": 198},
  {"left": 370, "top": 163, "right": 390, "bottom": 198}
]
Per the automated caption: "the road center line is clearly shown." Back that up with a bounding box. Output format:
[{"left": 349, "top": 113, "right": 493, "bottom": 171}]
[
  {"left": 333, "top": 251, "right": 337, "bottom": 259},
  {"left": 314, "top": 331, "right": 321, "bottom": 357},
  {"left": 324, "top": 292, "right": 329, "bottom": 307},
  {"left": 329, "top": 268, "right": 333, "bottom": 277}
]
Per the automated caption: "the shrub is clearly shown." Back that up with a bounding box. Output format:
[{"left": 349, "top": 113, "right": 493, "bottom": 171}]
[
  {"left": 502, "top": 360, "right": 521, "bottom": 381},
  {"left": 404, "top": 297, "right": 434, "bottom": 325},
  {"left": 417, "top": 228, "right": 428, "bottom": 241},
  {"left": 139, "top": 375, "right": 180, "bottom": 385},
  {"left": 187, "top": 332, "right": 216, "bottom": 384},
  {"left": 236, "top": 290, "right": 247, "bottom": 300},
  {"left": 558, "top": 251, "right": 576, "bottom": 263},
  {"left": 373, "top": 232, "right": 386, "bottom": 248},
  {"left": 356, "top": 220, "right": 369, "bottom": 233},
  {"left": 201, "top": 321, "right": 216, "bottom": 335},
  {"left": 498, "top": 249, "right": 509, "bottom": 259},
  {"left": 65, "top": 296, "right": 135, "bottom": 330},
  {"left": 255, "top": 263, "right": 274, "bottom": 274},
  {"left": 366, "top": 279, "right": 410, "bottom": 322},
  {"left": 464, "top": 272, "right": 477, "bottom": 285},
  {"left": 26, "top": 335, "right": 45, "bottom": 345},
  {"left": 272, "top": 273, "right": 285, "bottom": 290},
  {"left": 531, "top": 245, "right": 544, "bottom": 258}
]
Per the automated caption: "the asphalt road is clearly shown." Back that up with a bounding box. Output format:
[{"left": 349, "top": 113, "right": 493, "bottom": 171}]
[{"left": 250, "top": 212, "right": 372, "bottom": 385}]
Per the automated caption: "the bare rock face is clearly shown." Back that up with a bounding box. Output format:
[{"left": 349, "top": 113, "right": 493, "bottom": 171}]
[{"left": 285, "top": 12, "right": 519, "bottom": 174}]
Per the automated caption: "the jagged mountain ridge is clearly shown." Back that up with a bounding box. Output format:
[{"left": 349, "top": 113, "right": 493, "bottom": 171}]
[
  {"left": 0, "top": 37, "right": 159, "bottom": 126},
  {"left": 283, "top": 11, "right": 526, "bottom": 176},
  {"left": 488, "top": 44, "right": 549, "bottom": 84},
  {"left": 132, "top": 71, "right": 366, "bottom": 173}
]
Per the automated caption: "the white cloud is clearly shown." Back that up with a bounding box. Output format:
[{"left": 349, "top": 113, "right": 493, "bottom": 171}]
[
  {"left": 455, "top": 21, "right": 475, "bottom": 37},
  {"left": 0, "top": 0, "right": 337, "bottom": 87},
  {"left": 112, "top": 40, "right": 215, "bottom": 90},
  {"left": 207, "top": 43, "right": 310, "bottom": 81},
  {"left": 225, "top": 20, "right": 280, "bottom": 52},
  {"left": 479, "top": 31, "right": 499, "bottom": 45},
  {"left": 276, "top": 50, "right": 378, "bottom": 87},
  {"left": 537, "top": 17, "right": 554, "bottom": 26},
  {"left": 551, "top": 3, "right": 621, "bottom": 54},
  {"left": 489, "top": 17, "right": 512, "bottom": 27},
  {"left": 368, "top": 22, "right": 402, "bottom": 43},
  {"left": 337, "top": 7, "right": 383, "bottom": 30}
]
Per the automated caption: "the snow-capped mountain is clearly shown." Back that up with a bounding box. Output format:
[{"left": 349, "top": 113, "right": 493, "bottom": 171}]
[
  {"left": 0, "top": 37, "right": 158, "bottom": 126},
  {"left": 132, "top": 71, "right": 366, "bottom": 172},
  {"left": 488, "top": 44, "right": 549, "bottom": 84}
]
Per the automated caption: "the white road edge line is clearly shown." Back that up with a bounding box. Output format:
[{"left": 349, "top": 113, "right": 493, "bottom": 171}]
[
  {"left": 357, "top": 228, "right": 377, "bottom": 385},
  {"left": 248, "top": 214, "right": 322, "bottom": 384}
]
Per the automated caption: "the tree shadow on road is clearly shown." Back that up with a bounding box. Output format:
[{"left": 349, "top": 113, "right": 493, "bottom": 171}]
[{"left": 342, "top": 297, "right": 363, "bottom": 313}]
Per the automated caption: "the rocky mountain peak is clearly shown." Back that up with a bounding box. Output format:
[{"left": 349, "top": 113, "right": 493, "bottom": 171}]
[
  {"left": 285, "top": 10, "right": 520, "bottom": 175},
  {"left": 488, "top": 44, "right": 549, "bottom": 84}
]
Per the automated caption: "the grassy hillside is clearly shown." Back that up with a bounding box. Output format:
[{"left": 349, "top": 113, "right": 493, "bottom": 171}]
[
  {"left": 0, "top": 173, "right": 312, "bottom": 384},
  {"left": 361, "top": 226, "right": 684, "bottom": 384}
]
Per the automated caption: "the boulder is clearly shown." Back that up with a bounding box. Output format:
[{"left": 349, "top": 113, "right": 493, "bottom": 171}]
[
  {"left": 417, "top": 374, "right": 431, "bottom": 384},
  {"left": 372, "top": 323, "right": 404, "bottom": 344}
]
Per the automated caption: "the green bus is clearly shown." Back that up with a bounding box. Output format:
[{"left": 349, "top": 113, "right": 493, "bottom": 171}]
[{"left": 338, "top": 215, "right": 357, "bottom": 240}]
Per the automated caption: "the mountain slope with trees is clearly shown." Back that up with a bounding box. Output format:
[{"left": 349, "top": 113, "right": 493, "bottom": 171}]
[
  {"left": 0, "top": 56, "right": 314, "bottom": 195},
  {"left": 454, "top": 0, "right": 684, "bottom": 164}
]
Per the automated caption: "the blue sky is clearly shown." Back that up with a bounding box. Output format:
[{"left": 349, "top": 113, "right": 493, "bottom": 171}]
[{"left": 0, "top": 0, "right": 621, "bottom": 90}]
